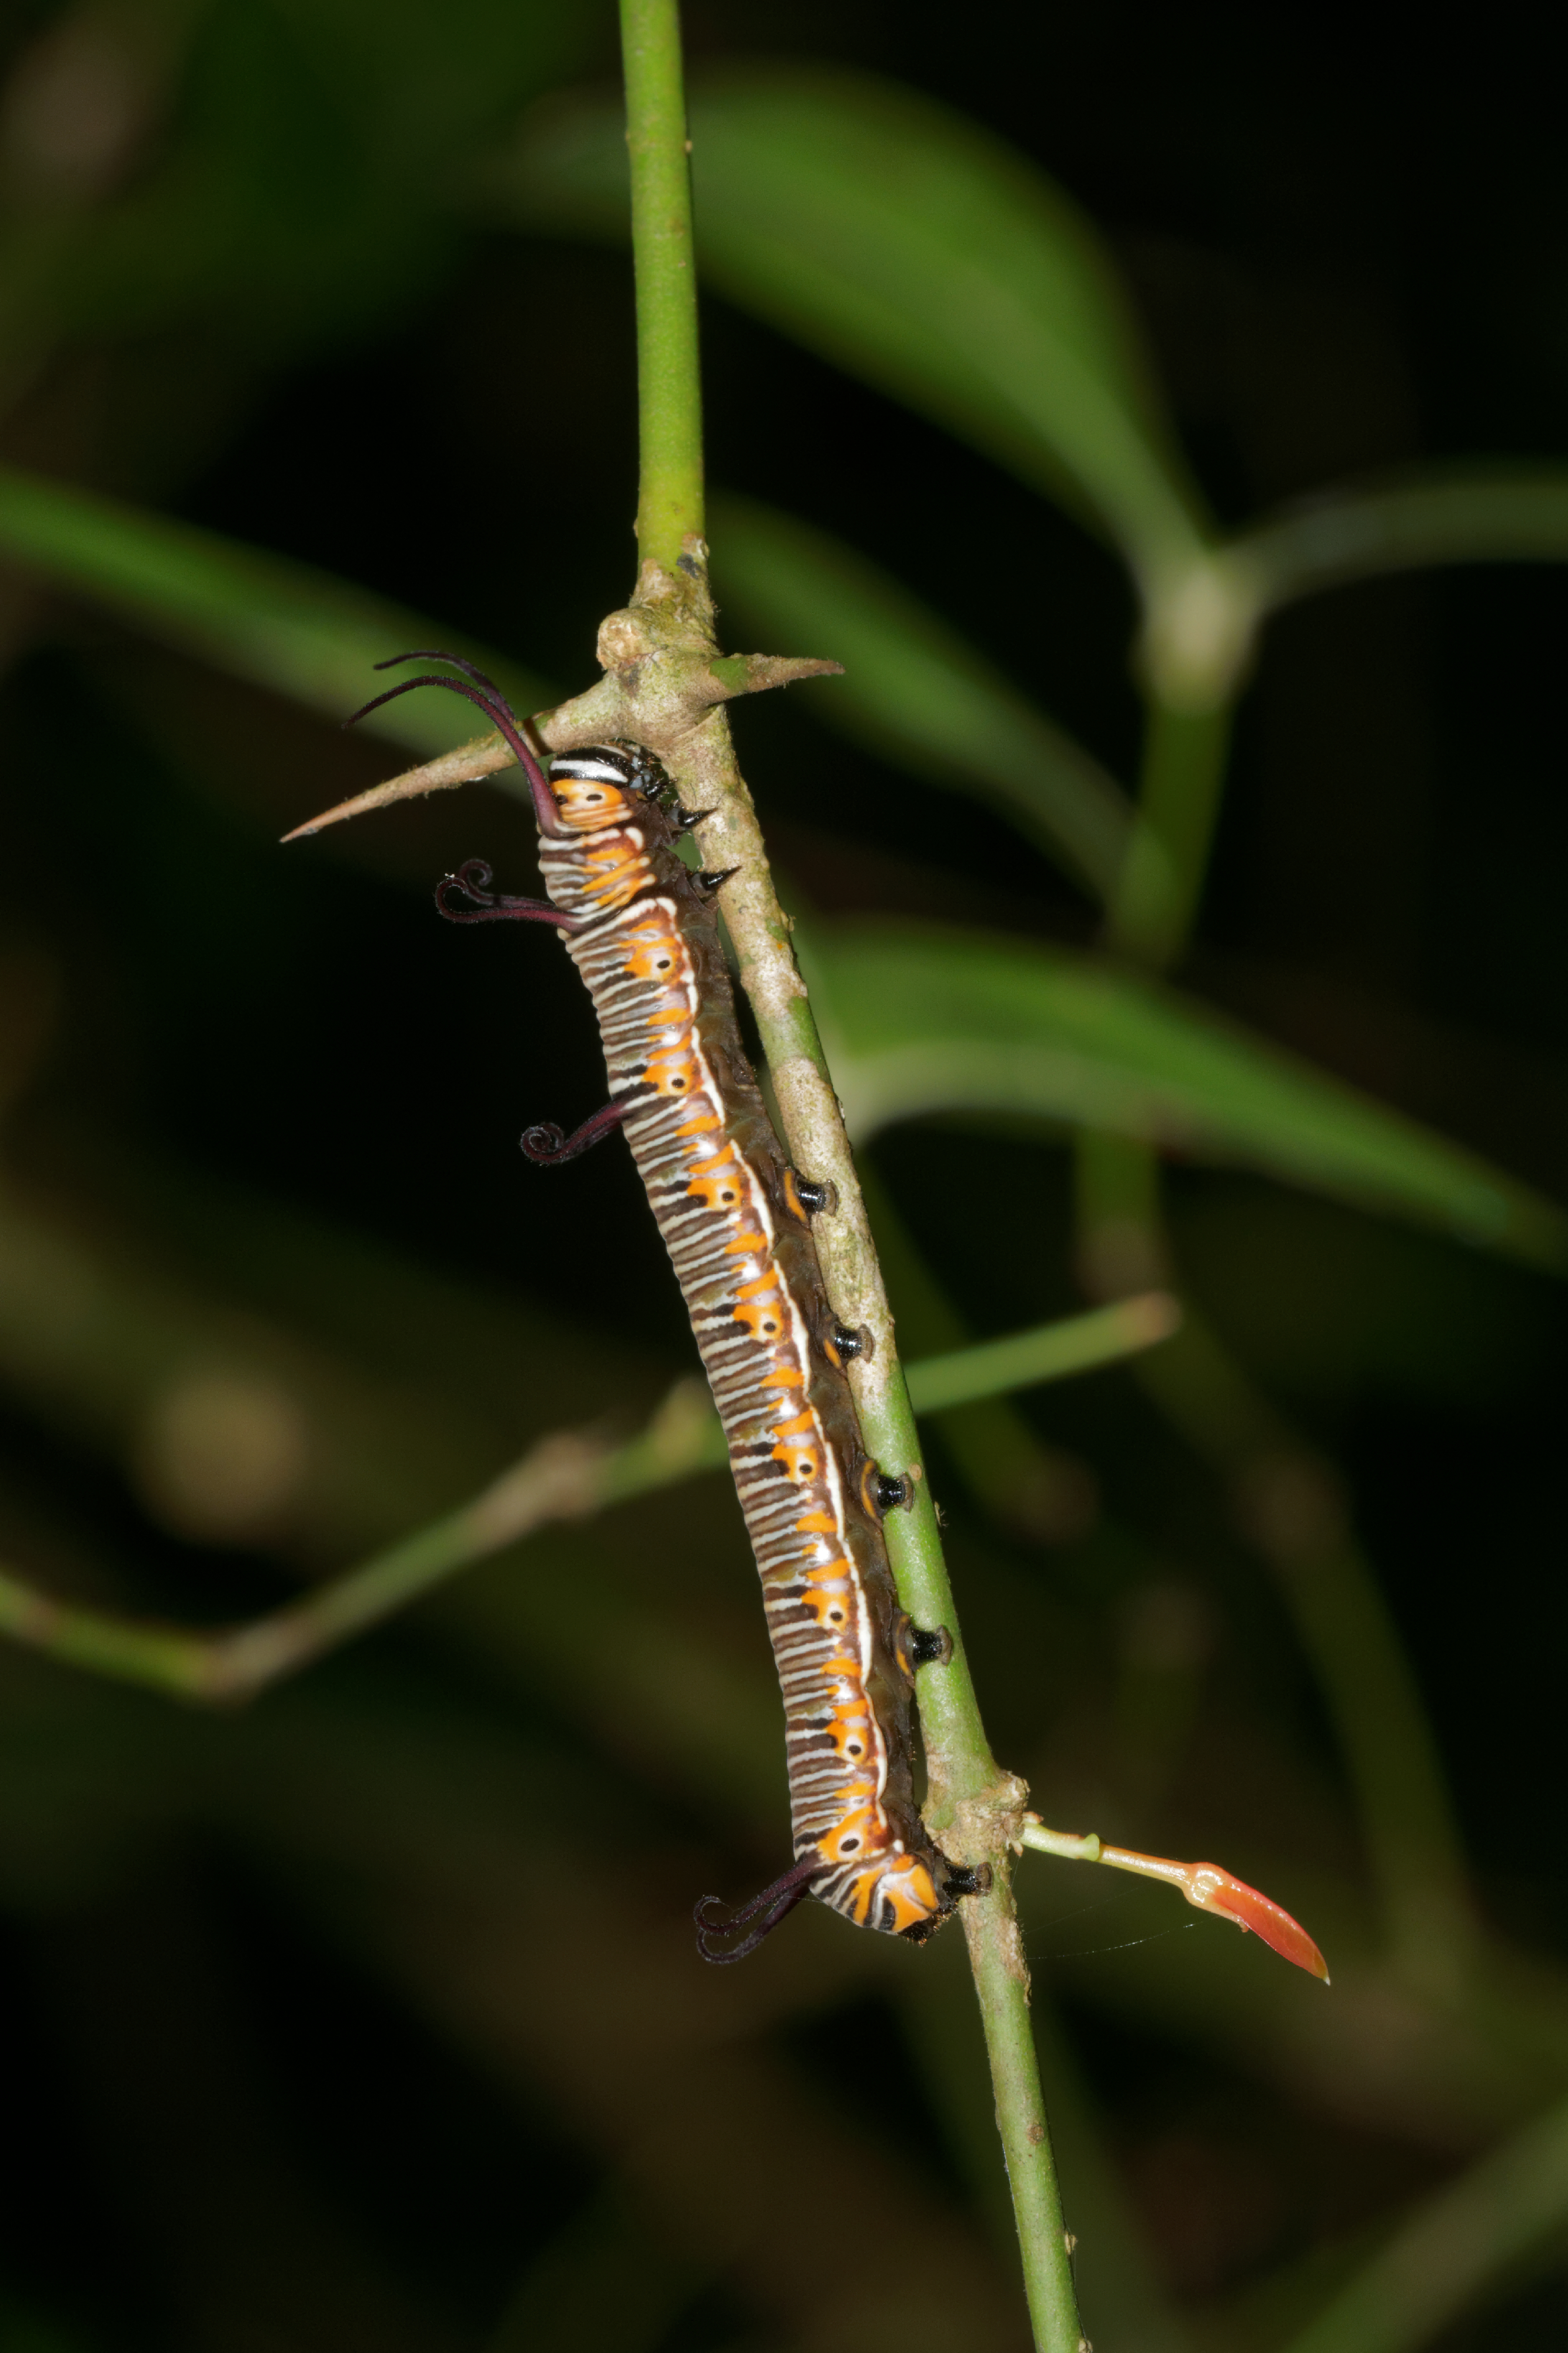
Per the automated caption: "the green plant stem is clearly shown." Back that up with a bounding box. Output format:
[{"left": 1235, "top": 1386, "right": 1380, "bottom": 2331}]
[
  {"left": 0, "top": 1382, "right": 725, "bottom": 1704},
  {"left": 1236, "top": 469, "right": 1568, "bottom": 615},
  {"left": 908, "top": 1289, "right": 1179, "bottom": 1413},
  {"left": 606, "top": 15, "right": 1083, "bottom": 2348},
  {"left": 1104, "top": 698, "right": 1232, "bottom": 966},
  {"left": 620, "top": 0, "right": 703, "bottom": 568},
  {"left": 965, "top": 1885, "right": 1082, "bottom": 2350}
]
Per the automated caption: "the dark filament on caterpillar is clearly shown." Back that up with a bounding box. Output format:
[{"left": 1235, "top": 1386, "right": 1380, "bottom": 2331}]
[
  {"left": 345, "top": 652, "right": 563, "bottom": 841},
  {"left": 434, "top": 858, "right": 576, "bottom": 929},
  {"left": 694, "top": 1853, "right": 822, "bottom": 1965}
]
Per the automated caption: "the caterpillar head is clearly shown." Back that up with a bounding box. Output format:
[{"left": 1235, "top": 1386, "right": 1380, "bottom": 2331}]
[{"left": 549, "top": 742, "right": 675, "bottom": 831}]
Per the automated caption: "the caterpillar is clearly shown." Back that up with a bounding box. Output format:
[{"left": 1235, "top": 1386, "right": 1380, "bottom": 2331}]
[{"left": 349, "top": 653, "right": 984, "bottom": 1962}]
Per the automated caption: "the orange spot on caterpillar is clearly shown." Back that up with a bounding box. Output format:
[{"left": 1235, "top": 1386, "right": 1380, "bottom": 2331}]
[
  {"left": 769, "top": 1411, "right": 816, "bottom": 1439},
  {"left": 773, "top": 1442, "right": 822, "bottom": 1483},
  {"left": 643, "top": 1048, "right": 698, "bottom": 1096},
  {"left": 686, "top": 1164, "right": 745, "bottom": 1211},
  {"left": 623, "top": 932, "right": 683, "bottom": 980},
  {"left": 731, "top": 1298, "right": 785, "bottom": 1339}
]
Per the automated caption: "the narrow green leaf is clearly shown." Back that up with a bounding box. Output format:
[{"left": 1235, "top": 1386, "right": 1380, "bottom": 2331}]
[
  {"left": 496, "top": 71, "right": 1209, "bottom": 587},
  {"left": 802, "top": 921, "right": 1568, "bottom": 1272},
  {"left": 711, "top": 494, "right": 1131, "bottom": 900},
  {"left": 0, "top": 462, "right": 549, "bottom": 754},
  {"left": 1235, "top": 468, "right": 1568, "bottom": 616}
]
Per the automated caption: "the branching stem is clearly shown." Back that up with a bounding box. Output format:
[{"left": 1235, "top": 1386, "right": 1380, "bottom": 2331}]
[
  {"left": 0, "top": 1304, "right": 1170, "bottom": 1707},
  {"left": 0, "top": 1383, "right": 725, "bottom": 1704}
]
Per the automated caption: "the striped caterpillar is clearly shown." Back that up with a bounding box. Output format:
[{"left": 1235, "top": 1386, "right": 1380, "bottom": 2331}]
[{"left": 351, "top": 654, "right": 985, "bottom": 1961}]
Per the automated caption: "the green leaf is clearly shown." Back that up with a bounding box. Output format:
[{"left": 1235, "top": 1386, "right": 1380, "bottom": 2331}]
[
  {"left": 496, "top": 70, "right": 1208, "bottom": 587},
  {"left": 0, "top": 463, "right": 549, "bottom": 755},
  {"left": 801, "top": 920, "right": 1568, "bottom": 1272},
  {"left": 711, "top": 495, "right": 1131, "bottom": 900}
]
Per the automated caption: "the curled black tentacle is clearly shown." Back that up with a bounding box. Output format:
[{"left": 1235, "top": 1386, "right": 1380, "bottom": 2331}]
[
  {"left": 521, "top": 1123, "right": 568, "bottom": 1163},
  {"left": 435, "top": 859, "right": 576, "bottom": 927},
  {"left": 694, "top": 1853, "right": 822, "bottom": 1965},
  {"left": 520, "top": 1097, "right": 637, "bottom": 1165},
  {"left": 435, "top": 858, "right": 496, "bottom": 916}
]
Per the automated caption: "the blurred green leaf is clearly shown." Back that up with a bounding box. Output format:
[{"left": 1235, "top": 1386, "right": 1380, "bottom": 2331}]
[
  {"left": 496, "top": 69, "right": 1208, "bottom": 586},
  {"left": 0, "top": 0, "right": 593, "bottom": 364},
  {"left": 1286, "top": 2089, "right": 1568, "bottom": 2353},
  {"left": 712, "top": 494, "right": 1130, "bottom": 899},
  {"left": 1234, "top": 468, "right": 1568, "bottom": 616},
  {"left": 0, "top": 462, "right": 548, "bottom": 752},
  {"left": 802, "top": 921, "right": 1568, "bottom": 1270}
]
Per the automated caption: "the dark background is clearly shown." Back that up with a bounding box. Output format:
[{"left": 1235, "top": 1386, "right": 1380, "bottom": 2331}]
[{"left": 1, "top": 5, "right": 1565, "bottom": 2349}]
